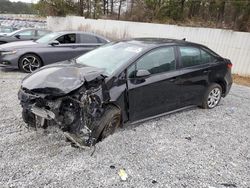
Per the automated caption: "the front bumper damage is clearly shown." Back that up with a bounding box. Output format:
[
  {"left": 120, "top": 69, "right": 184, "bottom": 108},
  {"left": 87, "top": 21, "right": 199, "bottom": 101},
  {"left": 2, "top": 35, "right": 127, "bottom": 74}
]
[{"left": 18, "top": 84, "right": 107, "bottom": 147}]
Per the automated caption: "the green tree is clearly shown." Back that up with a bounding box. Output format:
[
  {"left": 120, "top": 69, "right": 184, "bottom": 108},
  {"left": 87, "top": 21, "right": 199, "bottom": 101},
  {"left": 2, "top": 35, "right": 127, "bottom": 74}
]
[{"left": 0, "top": 0, "right": 36, "bottom": 14}]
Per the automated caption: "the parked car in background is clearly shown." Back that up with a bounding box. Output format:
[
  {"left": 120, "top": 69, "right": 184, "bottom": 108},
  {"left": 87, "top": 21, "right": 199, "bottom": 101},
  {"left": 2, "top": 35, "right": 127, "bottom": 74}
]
[
  {"left": 0, "top": 26, "right": 18, "bottom": 36},
  {"left": 18, "top": 38, "right": 233, "bottom": 147},
  {"left": 0, "top": 31, "right": 109, "bottom": 72},
  {"left": 0, "top": 17, "right": 47, "bottom": 30},
  {"left": 0, "top": 28, "right": 50, "bottom": 44}
]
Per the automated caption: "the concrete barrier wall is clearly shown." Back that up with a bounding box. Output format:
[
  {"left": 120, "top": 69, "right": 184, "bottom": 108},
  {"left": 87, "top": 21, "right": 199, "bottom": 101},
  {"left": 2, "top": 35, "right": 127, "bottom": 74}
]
[{"left": 47, "top": 16, "right": 250, "bottom": 76}]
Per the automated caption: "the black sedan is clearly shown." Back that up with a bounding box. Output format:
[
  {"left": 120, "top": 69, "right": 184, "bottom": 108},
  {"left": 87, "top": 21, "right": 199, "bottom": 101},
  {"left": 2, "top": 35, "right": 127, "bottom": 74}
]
[
  {"left": 18, "top": 38, "right": 233, "bottom": 147},
  {"left": 0, "top": 28, "right": 50, "bottom": 44},
  {"left": 0, "top": 31, "right": 109, "bottom": 72}
]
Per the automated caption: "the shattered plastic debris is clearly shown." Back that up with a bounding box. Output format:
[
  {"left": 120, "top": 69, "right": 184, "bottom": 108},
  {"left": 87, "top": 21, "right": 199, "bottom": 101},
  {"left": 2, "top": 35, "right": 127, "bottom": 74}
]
[{"left": 118, "top": 169, "right": 128, "bottom": 181}]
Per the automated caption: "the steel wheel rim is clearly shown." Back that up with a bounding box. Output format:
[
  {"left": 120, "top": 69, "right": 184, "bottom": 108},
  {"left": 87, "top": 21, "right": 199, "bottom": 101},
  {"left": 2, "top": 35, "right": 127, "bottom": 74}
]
[
  {"left": 22, "top": 56, "right": 41, "bottom": 73},
  {"left": 207, "top": 87, "right": 221, "bottom": 108}
]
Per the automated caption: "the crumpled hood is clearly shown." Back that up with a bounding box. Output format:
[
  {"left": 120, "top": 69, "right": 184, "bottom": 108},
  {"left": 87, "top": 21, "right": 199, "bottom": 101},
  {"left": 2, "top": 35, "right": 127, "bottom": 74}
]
[
  {"left": 21, "top": 61, "right": 106, "bottom": 96},
  {"left": 0, "top": 40, "right": 38, "bottom": 50}
]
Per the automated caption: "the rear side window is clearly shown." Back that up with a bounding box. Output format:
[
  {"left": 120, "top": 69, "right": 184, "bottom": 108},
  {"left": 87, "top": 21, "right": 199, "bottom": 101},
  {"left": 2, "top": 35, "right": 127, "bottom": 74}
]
[
  {"left": 201, "top": 49, "right": 215, "bottom": 64},
  {"left": 37, "top": 30, "right": 48, "bottom": 37},
  {"left": 180, "top": 46, "right": 216, "bottom": 68},
  {"left": 179, "top": 47, "right": 202, "bottom": 67},
  {"left": 136, "top": 47, "right": 176, "bottom": 75},
  {"left": 98, "top": 37, "right": 108, "bottom": 43},
  {"left": 80, "top": 34, "right": 99, "bottom": 43}
]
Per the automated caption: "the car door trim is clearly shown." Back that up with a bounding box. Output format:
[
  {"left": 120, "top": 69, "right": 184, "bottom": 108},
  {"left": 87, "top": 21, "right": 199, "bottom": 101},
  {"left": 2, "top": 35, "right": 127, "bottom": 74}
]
[{"left": 127, "top": 105, "right": 196, "bottom": 125}]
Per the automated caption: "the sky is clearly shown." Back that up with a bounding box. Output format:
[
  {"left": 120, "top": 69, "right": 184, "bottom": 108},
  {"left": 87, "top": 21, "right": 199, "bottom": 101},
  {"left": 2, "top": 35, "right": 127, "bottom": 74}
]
[{"left": 10, "top": 0, "right": 39, "bottom": 3}]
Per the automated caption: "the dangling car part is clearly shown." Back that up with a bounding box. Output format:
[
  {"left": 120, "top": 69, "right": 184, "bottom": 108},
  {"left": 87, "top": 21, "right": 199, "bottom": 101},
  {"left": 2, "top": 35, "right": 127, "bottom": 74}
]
[
  {"left": 18, "top": 63, "right": 122, "bottom": 146},
  {"left": 18, "top": 38, "right": 233, "bottom": 147}
]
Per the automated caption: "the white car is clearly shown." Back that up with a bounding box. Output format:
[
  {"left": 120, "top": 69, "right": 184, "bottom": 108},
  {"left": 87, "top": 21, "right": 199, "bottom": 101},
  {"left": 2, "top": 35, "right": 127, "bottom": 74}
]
[{"left": 0, "top": 26, "right": 17, "bottom": 36}]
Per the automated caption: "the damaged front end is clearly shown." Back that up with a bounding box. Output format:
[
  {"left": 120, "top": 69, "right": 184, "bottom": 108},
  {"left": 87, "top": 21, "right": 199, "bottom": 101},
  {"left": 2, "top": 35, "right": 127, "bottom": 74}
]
[{"left": 18, "top": 63, "right": 111, "bottom": 147}]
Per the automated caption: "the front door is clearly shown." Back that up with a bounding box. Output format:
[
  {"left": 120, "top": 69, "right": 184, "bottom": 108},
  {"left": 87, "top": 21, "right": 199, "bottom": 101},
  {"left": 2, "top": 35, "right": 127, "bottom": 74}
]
[
  {"left": 127, "top": 46, "right": 183, "bottom": 121},
  {"left": 42, "top": 33, "right": 79, "bottom": 64}
]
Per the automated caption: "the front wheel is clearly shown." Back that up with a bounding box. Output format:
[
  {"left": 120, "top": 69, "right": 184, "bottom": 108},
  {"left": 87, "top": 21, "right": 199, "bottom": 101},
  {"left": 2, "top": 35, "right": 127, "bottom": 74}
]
[
  {"left": 19, "top": 54, "right": 42, "bottom": 73},
  {"left": 99, "top": 106, "right": 121, "bottom": 140},
  {"left": 201, "top": 83, "right": 222, "bottom": 109}
]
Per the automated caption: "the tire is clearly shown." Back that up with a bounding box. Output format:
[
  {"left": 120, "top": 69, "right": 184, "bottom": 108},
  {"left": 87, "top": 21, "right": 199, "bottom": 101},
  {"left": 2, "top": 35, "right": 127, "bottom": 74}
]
[
  {"left": 99, "top": 106, "right": 121, "bottom": 140},
  {"left": 201, "top": 83, "right": 222, "bottom": 109},
  {"left": 22, "top": 109, "right": 36, "bottom": 127},
  {"left": 19, "top": 53, "right": 42, "bottom": 73}
]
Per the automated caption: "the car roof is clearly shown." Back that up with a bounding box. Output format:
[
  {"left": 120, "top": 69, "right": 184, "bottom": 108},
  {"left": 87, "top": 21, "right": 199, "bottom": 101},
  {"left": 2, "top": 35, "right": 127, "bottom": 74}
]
[
  {"left": 54, "top": 31, "right": 110, "bottom": 42},
  {"left": 122, "top": 38, "right": 207, "bottom": 49}
]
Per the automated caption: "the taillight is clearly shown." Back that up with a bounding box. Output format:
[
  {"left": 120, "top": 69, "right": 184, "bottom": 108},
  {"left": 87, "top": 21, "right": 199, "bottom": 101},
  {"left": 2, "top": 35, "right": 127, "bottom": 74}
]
[
  {"left": 227, "top": 63, "right": 233, "bottom": 69},
  {"left": 224, "top": 58, "right": 233, "bottom": 69}
]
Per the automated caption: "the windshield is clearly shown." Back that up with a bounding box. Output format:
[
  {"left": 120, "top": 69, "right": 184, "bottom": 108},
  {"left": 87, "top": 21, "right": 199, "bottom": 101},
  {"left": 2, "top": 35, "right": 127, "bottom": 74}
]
[
  {"left": 36, "top": 32, "right": 59, "bottom": 44},
  {"left": 76, "top": 42, "right": 145, "bottom": 75}
]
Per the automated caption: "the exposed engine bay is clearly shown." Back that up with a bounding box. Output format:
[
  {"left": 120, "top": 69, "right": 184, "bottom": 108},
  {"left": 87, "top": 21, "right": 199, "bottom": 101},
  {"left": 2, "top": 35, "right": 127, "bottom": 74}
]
[{"left": 18, "top": 63, "right": 120, "bottom": 147}]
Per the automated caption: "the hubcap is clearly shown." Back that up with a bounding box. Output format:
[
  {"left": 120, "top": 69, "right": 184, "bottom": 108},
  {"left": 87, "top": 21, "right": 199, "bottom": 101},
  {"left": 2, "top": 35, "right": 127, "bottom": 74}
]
[
  {"left": 207, "top": 87, "right": 221, "bottom": 108},
  {"left": 22, "top": 56, "right": 41, "bottom": 72}
]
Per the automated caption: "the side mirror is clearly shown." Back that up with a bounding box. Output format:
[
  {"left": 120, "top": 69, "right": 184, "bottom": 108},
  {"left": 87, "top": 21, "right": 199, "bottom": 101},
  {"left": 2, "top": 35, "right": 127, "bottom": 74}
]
[
  {"left": 49, "top": 40, "right": 60, "bottom": 46},
  {"left": 15, "top": 34, "right": 20, "bottom": 39},
  {"left": 117, "top": 72, "right": 126, "bottom": 85},
  {"left": 136, "top": 69, "right": 151, "bottom": 78}
]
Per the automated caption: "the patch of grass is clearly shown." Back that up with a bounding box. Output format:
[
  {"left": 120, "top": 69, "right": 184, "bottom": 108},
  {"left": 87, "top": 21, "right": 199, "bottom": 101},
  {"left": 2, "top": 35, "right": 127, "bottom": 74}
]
[{"left": 233, "top": 74, "right": 250, "bottom": 87}]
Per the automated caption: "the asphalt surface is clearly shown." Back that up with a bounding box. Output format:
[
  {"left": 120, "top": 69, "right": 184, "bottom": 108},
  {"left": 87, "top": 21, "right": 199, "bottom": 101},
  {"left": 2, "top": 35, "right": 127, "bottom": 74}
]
[{"left": 0, "top": 69, "right": 249, "bottom": 188}]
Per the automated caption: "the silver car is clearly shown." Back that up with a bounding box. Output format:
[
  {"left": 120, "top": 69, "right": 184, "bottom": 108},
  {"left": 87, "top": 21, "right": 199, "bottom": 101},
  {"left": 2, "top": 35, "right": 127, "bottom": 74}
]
[{"left": 0, "top": 31, "right": 109, "bottom": 72}]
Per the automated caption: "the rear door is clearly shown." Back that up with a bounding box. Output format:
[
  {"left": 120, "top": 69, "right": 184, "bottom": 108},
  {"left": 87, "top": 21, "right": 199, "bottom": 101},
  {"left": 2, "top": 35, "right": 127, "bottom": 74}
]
[
  {"left": 177, "top": 46, "right": 217, "bottom": 106},
  {"left": 127, "top": 46, "right": 183, "bottom": 121}
]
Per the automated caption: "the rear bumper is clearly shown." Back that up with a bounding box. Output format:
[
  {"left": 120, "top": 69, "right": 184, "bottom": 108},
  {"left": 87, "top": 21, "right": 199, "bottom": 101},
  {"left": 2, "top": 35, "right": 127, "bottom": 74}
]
[{"left": 223, "top": 71, "right": 233, "bottom": 97}]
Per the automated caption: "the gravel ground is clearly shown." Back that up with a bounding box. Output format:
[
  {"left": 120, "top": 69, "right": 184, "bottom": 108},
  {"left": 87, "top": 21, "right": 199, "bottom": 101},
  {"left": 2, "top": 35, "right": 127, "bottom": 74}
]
[{"left": 0, "top": 69, "right": 249, "bottom": 188}]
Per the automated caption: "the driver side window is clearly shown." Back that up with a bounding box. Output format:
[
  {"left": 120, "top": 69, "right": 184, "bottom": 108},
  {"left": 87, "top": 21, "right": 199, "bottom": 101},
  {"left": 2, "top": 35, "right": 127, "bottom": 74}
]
[
  {"left": 128, "top": 47, "right": 176, "bottom": 78},
  {"left": 56, "top": 34, "right": 76, "bottom": 44}
]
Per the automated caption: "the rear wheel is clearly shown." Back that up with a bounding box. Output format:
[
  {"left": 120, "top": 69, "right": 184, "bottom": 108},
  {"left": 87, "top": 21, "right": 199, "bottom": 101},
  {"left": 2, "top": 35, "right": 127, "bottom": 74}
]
[
  {"left": 201, "top": 83, "right": 222, "bottom": 109},
  {"left": 19, "top": 54, "right": 42, "bottom": 73}
]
